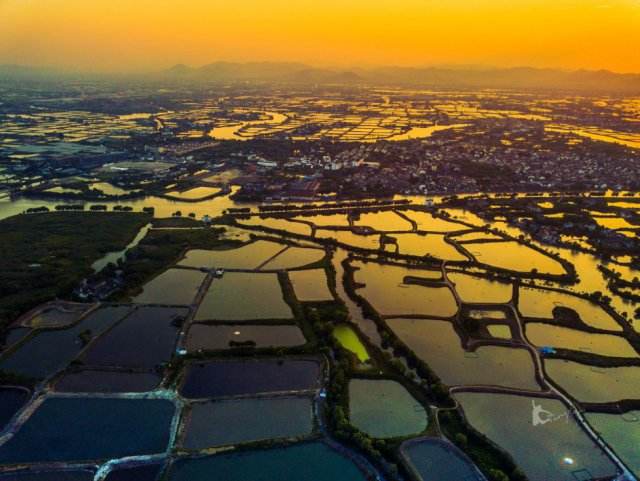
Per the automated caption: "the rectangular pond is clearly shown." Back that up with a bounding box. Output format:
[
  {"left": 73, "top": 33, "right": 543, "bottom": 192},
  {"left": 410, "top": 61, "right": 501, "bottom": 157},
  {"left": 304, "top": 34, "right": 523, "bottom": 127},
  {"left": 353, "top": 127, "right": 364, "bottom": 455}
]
[
  {"left": 349, "top": 379, "right": 426, "bottom": 438},
  {"left": 447, "top": 272, "right": 513, "bottom": 304},
  {"left": 353, "top": 261, "right": 456, "bottom": 318},
  {"left": 289, "top": 269, "right": 333, "bottom": 302},
  {"left": 181, "top": 396, "right": 313, "bottom": 449},
  {"left": 0, "top": 397, "right": 175, "bottom": 464},
  {"left": 82, "top": 306, "right": 187, "bottom": 369},
  {"left": 168, "top": 441, "right": 369, "bottom": 481},
  {"left": 180, "top": 358, "right": 321, "bottom": 399},
  {"left": 133, "top": 268, "right": 207, "bottom": 305},
  {"left": 186, "top": 324, "right": 306, "bottom": 351},
  {"left": 525, "top": 323, "right": 637, "bottom": 358},
  {"left": 194, "top": 273, "right": 293, "bottom": 321},
  {"left": 178, "top": 240, "right": 286, "bottom": 270},
  {"left": 54, "top": 369, "right": 161, "bottom": 393}
]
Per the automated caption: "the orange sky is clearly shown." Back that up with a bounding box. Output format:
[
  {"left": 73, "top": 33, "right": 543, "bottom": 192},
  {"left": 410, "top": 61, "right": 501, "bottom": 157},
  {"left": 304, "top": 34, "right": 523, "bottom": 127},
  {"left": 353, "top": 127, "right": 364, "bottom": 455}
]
[{"left": 1, "top": 0, "right": 639, "bottom": 73}]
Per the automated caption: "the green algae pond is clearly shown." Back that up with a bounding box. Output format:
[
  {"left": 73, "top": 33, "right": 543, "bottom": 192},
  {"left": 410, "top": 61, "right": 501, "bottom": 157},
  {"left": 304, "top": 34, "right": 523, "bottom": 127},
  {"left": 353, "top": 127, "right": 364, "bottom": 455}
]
[
  {"left": 133, "top": 268, "right": 207, "bottom": 305},
  {"left": 194, "top": 272, "right": 293, "bottom": 321},
  {"left": 349, "top": 379, "right": 426, "bottom": 438},
  {"left": 288, "top": 268, "right": 333, "bottom": 302},
  {"left": 186, "top": 323, "right": 306, "bottom": 351},
  {"left": 586, "top": 411, "right": 640, "bottom": 478},
  {"left": 401, "top": 438, "right": 486, "bottom": 481},
  {"left": 0, "top": 397, "right": 175, "bottom": 464},
  {"left": 168, "top": 441, "right": 369, "bottom": 481},
  {"left": 180, "top": 358, "right": 322, "bottom": 399},
  {"left": 387, "top": 318, "right": 539, "bottom": 389},
  {"left": 455, "top": 392, "right": 618, "bottom": 481},
  {"left": 333, "top": 324, "right": 370, "bottom": 362},
  {"left": 544, "top": 359, "right": 640, "bottom": 403},
  {"left": 181, "top": 396, "right": 313, "bottom": 449}
]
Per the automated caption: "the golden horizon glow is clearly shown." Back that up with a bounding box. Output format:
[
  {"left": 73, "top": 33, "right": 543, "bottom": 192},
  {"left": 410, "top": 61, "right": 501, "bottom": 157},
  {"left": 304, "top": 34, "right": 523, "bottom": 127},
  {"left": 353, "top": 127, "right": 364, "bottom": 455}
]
[{"left": 1, "top": 0, "right": 639, "bottom": 73}]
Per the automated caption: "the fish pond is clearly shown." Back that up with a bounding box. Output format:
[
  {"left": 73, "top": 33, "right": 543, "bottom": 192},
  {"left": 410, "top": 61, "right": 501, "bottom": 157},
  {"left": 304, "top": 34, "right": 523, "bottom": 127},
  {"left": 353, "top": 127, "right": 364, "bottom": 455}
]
[
  {"left": 525, "top": 323, "right": 637, "bottom": 358},
  {"left": 0, "top": 397, "right": 175, "bottom": 464},
  {"left": 181, "top": 396, "right": 313, "bottom": 449},
  {"left": 180, "top": 359, "right": 322, "bottom": 399},
  {"left": 82, "top": 306, "right": 187, "bottom": 369},
  {"left": 544, "top": 359, "right": 640, "bottom": 403},
  {"left": 185, "top": 324, "right": 306, "bottom": 351},
  {"left": 392, "top": 233, "right": 468, "bottom": 261},
  {"left": 387, "top": 318, "right": 539, "bottom": 389},
  {"left": 518, "top": 287, "right": 621, "bottom": 331},
  {"left": 401, "top": 438, "right": 486, "bottom": 481},
  {"left": 447, "top": 272, "right": 512, "bottom": 304},
  {"left": 353, "top": 261, "right": 456, "bottom": 317},
  {"left": 349, "top": 379, "right": 426, "bottom": 438},
  {"left": 0, "top": 305, "right": 132, "bottom": 379},
  {"left": 0, "top": 387, "right": 29, "bottom": 430},
  {"left": 289, "top": 269, "right": 333, "bottom": 302},
  {"left": 168, "top": 442, "right": 369, "bottom": 481},
  {"left": 54, "top": 369, "right": 161, "bottom": 393},
  {"left": 259, "top": 246, "right": 325, "bottom": 270},
  {"left": 465, "top": 241, "right": 566, "bottom": 275},
  {"left": 178, "top": 240, "right": 285, "bottom": 269},
  {"left": 0, "top": 471, "right": 95, "bottom": 481},
  {"left": 133, "top": 268, "right": 207, "bottom": 305},
  {"left": 194, "top": 273, "right": 293, "bottom": 321},
  {"left": 586, "top": 411, "right": 640, "bottom": 479},
  {"left": 104, "top": 464, "right": 164, "bottom": 481},
  {"left": 455, "top": 392, "right": 618, "bottom": 481}
]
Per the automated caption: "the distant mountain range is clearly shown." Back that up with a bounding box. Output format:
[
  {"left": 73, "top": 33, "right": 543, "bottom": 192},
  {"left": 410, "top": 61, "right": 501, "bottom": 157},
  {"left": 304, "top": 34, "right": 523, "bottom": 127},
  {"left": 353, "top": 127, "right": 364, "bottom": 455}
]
[{"left": 2, "top": 62, "right": 640, "bottom": 93}]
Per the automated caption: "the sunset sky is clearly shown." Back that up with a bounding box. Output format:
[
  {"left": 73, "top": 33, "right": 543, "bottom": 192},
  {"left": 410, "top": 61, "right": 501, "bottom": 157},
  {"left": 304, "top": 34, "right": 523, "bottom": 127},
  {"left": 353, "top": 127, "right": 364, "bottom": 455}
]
[{"left": 1, "top": 0, "right": 639, "bottom": 73}]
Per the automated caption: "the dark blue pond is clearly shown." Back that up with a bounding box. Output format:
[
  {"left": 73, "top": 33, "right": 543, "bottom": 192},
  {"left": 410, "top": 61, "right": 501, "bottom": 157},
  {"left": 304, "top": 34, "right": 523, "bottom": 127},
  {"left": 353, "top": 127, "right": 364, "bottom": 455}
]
[
  {"left": 402, "top": 438, "right": 486, "bottom": 481},
  {"left": 168, "top": 442, "right": 368, "bottom": 481},
  {"left": 1, "top": 328, "right": 31, "bottom": 350},
  {"left": 105, "top": 463, "right": 163, "bottom": 481},
  {"left": 0, "top": 387, "right": 30, "bottom": 430},
  {"left": 0, "top": 397, "right": 175, "bottom": 464},
  {"left": 0, "top": 306, "right": 132, "bottom": 380},
  {"left": 0, "top": 471, "right": 94, "bottom": 481},
  {"left": 54, "top": 370, "right": 161, "bottom": 393},
  {"left": 82, "top": 306, "right": 187, "bottom": 369},
  {"left": 179, "top": 359, "right": 322, "bottom": 399}
]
